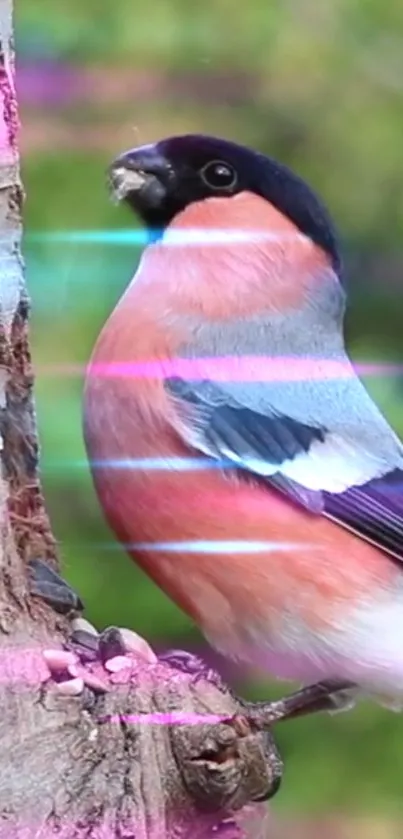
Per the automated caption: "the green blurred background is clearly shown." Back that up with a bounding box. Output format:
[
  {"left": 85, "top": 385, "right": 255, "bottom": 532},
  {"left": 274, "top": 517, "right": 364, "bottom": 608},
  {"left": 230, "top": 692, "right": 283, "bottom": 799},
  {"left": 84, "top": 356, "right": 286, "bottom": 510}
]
[{"left": 17, "top": 0, "right": 403, "bottom": 826}]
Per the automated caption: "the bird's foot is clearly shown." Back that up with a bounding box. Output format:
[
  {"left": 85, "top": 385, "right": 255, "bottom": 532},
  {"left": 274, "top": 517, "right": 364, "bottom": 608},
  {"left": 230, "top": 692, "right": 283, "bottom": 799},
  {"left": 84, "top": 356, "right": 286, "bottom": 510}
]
[
  {"left": 238, "top": 678, "right": 358, "bottom": 730},
  {"left": 155, "top": 652, "right": 357, "bottom": 727},
  {"left": 28, "top": 558, "right": 84, "bottom": 615}
]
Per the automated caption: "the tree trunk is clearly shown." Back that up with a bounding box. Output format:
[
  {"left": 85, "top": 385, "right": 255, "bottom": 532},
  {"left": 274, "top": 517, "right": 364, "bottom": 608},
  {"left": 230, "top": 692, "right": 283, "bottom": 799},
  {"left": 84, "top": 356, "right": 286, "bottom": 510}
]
[{"left": 0, "top": 3, "right": 280, "bottom": 837}]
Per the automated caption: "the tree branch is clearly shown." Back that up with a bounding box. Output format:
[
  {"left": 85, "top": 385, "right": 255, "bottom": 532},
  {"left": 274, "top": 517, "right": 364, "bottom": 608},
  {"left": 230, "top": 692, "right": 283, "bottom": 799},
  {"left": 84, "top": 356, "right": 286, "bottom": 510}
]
[{"left": 0, "top": 4, "right": 282, "bottom": 837}]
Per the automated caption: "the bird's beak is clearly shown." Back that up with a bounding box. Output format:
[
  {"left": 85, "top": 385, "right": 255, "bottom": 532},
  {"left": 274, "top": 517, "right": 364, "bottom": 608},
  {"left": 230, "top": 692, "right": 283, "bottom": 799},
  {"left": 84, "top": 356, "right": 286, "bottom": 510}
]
[{"left": 108, "top": 144, "right": 173, "bottom": 211}]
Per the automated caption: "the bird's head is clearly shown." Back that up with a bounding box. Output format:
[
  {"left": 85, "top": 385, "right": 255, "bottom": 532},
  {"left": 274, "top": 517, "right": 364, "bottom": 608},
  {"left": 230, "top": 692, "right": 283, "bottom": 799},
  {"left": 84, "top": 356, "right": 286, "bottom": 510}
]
[{"left": 108, "top": 133, "right": 342, "bottom": 276}]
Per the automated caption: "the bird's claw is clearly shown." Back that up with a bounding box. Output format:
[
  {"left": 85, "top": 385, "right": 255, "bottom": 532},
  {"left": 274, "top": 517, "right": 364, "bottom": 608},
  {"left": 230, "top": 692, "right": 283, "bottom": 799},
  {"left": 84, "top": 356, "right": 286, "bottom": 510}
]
[
  {"left": 239, "top": 678, "right": 358, "bottom": 730},
  {"left": 272, "top": 678, "right": 358, "bottom": 720}
]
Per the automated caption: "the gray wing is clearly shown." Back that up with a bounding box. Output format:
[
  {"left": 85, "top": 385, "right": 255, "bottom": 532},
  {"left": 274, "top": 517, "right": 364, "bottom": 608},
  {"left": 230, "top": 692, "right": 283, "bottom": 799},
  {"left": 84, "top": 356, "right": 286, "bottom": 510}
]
[{"left": 165, "top": 353, "right": 403, "bottom": 558}]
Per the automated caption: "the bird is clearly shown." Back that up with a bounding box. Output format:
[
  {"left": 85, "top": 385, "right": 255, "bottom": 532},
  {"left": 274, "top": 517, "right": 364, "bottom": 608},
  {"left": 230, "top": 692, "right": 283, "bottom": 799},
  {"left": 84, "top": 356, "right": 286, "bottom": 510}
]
[{"left": 83, "top": 133, "right": 403, "bottom": 720}]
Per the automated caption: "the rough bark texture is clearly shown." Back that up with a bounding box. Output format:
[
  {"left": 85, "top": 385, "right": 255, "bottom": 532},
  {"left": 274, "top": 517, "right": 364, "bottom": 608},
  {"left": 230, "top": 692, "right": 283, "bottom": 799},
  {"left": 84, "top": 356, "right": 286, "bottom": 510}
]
[{"left": 0, "top": 4, "right": 280, "bottom": 837}]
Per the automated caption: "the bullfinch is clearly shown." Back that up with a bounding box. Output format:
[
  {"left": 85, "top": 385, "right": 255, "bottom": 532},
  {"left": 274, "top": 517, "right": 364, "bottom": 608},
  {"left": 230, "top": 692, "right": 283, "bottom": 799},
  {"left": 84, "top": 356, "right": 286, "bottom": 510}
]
[{"left": 83, "top": 133, "right": 403, "bottom": 720}]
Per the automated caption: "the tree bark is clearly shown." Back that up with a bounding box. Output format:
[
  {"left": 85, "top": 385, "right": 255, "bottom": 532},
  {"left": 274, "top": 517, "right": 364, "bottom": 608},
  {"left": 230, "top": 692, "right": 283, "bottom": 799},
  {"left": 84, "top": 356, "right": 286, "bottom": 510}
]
[{"left": 0, "top": 3, "right": 280, "bottom": 837}]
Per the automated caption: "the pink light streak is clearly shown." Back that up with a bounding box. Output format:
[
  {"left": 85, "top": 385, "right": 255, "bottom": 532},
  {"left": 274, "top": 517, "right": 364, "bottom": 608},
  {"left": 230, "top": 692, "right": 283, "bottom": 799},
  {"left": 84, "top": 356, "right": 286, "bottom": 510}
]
[
  {"left": 37, "top": 357, "right": 403, "bottom": 382},
  {"left": 99, "top": 712, "right": 228, "bottom": 726}
]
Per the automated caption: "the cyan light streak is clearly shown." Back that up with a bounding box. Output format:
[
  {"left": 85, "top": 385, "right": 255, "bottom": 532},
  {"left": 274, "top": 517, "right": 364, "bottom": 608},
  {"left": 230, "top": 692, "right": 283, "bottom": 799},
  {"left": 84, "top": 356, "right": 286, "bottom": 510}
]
[
  {"left": 27, "top": 229, "right": 150, "bottom": 246},
  {"left": 89, "top": 456, "right": 230, "bottom": 471},
  {"left": 104, "top": 540, "right": 316, "bottom": 554},
  {"left": 26, "top": 227, "right": 308, "bottom": 246},
  {"left": 44, "top": 455, "right": 234, "bottom": 473}
]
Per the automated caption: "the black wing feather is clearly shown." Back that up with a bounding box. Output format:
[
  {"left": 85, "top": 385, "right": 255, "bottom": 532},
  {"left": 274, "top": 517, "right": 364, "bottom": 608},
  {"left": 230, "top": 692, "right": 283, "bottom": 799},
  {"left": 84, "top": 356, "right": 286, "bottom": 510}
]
[
  {"left": 324, "top": 470, "right": 403, "bottom": 560},
  {"left": 208, "top": 405, "right": 326, "bottom": 463}
]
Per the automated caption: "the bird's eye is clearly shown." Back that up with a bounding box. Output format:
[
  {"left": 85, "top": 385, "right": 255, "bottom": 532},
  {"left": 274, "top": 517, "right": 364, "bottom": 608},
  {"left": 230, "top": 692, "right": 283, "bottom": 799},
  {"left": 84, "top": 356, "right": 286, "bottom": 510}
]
[{"left": 200, "top": 160, "right": 237, "bottom": 190}]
